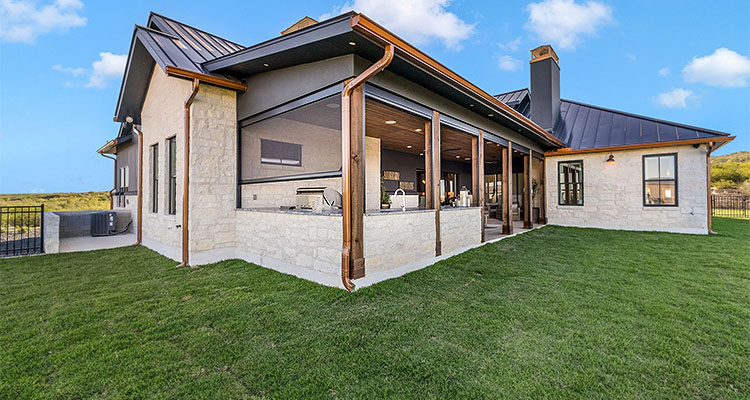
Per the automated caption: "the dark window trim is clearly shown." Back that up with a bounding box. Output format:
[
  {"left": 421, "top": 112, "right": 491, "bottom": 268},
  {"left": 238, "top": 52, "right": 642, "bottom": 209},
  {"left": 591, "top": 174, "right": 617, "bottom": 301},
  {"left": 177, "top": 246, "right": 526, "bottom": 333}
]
[
  {"left": 239, "top": 169, "right": 341, "bottom": 185},
  {"left": 642, "top": 152, "right": 678, "bottom": 207},
  {"left": 167, "top": 136, "right": 177, "bottom": 215},
  {"left": 558, "top": 160, "right": 584, "bottom": 206},
  {"left": 151, "top": 143, "right": 159, "bottom": 213}
]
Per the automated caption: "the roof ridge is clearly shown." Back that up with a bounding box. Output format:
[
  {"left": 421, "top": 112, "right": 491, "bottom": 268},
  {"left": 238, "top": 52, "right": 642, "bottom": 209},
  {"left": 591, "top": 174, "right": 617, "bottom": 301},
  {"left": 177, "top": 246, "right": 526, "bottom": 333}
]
[
  {"left": 135, "top": 24, "right": 180, "bottom": 41},
  {"left": 561, "top": 98, "right": 730, "bottom": 136},
  {"left": 148, "top": 11, "right": 245, "bottom": 48}
]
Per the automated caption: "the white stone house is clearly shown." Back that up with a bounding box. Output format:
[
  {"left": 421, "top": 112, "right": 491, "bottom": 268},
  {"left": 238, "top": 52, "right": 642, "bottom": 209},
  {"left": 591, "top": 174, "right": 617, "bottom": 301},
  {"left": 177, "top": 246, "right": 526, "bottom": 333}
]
[{"left": 98, "top": 12, "right": 734, "bottom": 290}]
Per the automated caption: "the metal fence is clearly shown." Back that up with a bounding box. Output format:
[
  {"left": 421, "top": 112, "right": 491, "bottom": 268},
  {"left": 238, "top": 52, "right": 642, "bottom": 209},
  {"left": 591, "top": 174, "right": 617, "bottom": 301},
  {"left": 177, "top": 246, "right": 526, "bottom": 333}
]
[
  {"left": 0, "top": 205, "right": 44, "bottom": 257},
  {"left": 711, "top": 195, "right": 749, "bottom": 219}
]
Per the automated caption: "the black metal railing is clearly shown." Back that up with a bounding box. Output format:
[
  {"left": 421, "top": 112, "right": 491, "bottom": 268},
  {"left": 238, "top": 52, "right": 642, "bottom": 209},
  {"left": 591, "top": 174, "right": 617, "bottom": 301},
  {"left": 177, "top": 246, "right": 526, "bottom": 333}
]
[
  {"left": 711, "top": 195, "right": 749, "bottom": 219},
  {"left": 0, "top": 205, "right": 44, "bottom": 257}
]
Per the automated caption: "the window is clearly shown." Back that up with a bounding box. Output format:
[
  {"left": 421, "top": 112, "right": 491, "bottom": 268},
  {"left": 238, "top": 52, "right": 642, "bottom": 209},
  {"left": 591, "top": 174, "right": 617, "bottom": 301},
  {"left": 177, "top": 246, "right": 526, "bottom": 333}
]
[
  {"left": 643, "top": 153, "right": 677, "bottom": 206},
  {"left": 558, "top": 160, "right": 583, "bottom": 205},
  {"left": 260, "top": 139, "right": 302, "bottom": 166},
  {"left": 168, "top": 137, "right": 177, "bottom": 215},
  {"left": 151, "top": 144, "right": 159, "bottom": 213}
]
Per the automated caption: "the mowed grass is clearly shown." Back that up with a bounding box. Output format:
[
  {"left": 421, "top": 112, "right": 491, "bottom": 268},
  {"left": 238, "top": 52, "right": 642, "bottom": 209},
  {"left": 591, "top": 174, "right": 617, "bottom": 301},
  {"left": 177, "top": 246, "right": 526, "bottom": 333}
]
[{"left": 1, "top": 219, "right": 748, "bottom": 399}]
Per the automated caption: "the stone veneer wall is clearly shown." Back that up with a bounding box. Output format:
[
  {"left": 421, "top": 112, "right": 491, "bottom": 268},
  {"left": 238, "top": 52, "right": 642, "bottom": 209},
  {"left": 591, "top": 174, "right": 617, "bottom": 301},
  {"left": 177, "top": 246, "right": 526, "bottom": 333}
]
[
  {"left": 545, "top": 144, "right": 709, "bottom": 234},
  {"left": 365, "top": 136, "right": 381, "bottom": 211},
  {"left": 235, "top": 210, "right": 342, "bottom": 287},
  {"left": 240, "top": 177, "right": 342, "bottom": 209},
  {"left": 363, "top": 210, "right": 436, "bottom": 275},
  {"left": 440, "top": 207, "right": 483, "bottom": 254},
  {"left": 43, "top": 212, "right": 60, "bottom": 254}
]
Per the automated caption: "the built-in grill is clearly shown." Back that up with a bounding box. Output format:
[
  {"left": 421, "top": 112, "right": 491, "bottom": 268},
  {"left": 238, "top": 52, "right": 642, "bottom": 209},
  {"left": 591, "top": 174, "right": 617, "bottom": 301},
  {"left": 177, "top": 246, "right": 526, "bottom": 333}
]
[{"left": 295, "top": 187, "right": 342, "bottom": 210}]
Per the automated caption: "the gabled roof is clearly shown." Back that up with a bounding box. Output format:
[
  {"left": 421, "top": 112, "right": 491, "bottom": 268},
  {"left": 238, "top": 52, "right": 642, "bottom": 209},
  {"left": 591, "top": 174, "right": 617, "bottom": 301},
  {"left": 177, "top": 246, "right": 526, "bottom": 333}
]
[
  {"left": 494, "top": 88, "right": 731, "bottom": 151},
  {"left": 113, "top": 13, "right": 246, "bottom": 124}
]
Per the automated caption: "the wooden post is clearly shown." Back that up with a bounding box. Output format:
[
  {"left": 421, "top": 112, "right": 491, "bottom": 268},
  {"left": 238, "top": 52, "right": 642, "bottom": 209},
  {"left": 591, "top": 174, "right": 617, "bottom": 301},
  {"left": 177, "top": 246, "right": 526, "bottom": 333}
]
[
  {"left": 524, "top": 150, "right": 533, "bottom": 229},
  {"left": 477, "top": 131, "right": 485, "bottom": 242},
  {"left": 502, "top": 142, "right": 513, "bottom": 235},
  {"left": 350, "top": 85, "right": 366, "bottom": 278},
  {"left": 472, "top": 136, "right": 479, "bottom": 205},
  {"left": 424, "top": 120, "right": 433, "bottom": 209},
  {"left": 432, "top": 111, "right": 441, "bottom": 256},
  {"left": 539, "top": 157, "right": 547, "bottom": 224}
]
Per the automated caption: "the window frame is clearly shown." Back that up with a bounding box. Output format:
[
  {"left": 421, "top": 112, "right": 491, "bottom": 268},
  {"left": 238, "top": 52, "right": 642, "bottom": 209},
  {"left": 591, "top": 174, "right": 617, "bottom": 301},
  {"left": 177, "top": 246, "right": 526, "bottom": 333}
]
[
  {"left": 557, "top": 160, "right": 584, "bottom": 206},
  {"left": 642, "top": 153, "right": 678, "bottom": 207},
  {"left": 151, "top": 143, "right": 159, "bottom": 213},
  {"left": 259, "top": 138, "right": 303, "bottom": 167},
  {"left": 167, "top": 136, "right": 177, "bottom": 215}
]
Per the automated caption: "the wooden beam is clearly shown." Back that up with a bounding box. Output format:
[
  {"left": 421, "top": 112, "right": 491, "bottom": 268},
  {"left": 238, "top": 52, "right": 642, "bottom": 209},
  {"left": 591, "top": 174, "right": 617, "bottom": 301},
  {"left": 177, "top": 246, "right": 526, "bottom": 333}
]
[
  {"left": 524, "top": 150, "right": 533, "bottom": 229},
  {"left": 432, "top": 111, "right": 442, "bottom": 256},
  {"left": 424, "top": 120, "right": 433, "bottom": 209},
  {"left": 502, "top": 142, "right": 512, "bottom": 235},
  {"left": 478, "top": 131, "right": 485, "bottom": 242},
  {"left": 350, "top": 85, "right": 365, "bottom": 279}
]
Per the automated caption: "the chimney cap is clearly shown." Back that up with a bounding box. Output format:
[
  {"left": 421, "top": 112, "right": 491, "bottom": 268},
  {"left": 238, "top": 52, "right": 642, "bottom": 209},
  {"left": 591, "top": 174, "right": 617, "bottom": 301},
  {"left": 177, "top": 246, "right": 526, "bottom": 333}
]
[
  {"left": 281, "top": 16, "right": 318, "bottom": 35},
  {"left": 530, "top": 45, "right": 559, "bottom": 64}
]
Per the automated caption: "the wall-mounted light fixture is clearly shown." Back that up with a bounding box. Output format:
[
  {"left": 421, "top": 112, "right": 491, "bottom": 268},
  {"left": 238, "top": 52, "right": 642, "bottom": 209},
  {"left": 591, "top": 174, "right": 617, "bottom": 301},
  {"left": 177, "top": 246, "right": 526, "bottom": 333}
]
[{"left": 606, "top": 154, "right": 615, "bottom": 163}]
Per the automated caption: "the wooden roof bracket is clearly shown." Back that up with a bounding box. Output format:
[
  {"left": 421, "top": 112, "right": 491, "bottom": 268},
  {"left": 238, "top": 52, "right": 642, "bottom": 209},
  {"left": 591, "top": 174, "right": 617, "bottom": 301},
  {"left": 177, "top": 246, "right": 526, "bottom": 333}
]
[{"left": 341, "top": 42, "right": 395, "bottom": 291}]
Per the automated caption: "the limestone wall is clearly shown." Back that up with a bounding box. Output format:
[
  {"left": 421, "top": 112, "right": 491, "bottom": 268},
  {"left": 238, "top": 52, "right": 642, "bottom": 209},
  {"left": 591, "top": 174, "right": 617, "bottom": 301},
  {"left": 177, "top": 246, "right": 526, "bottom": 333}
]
[
  {"left": 440, "top": 207, "right": 483, "bottom": 254},
  {"left": 235, "top": 210, "right": 342, "bottom": 286},
  {"left": 363, "top": 210, "right": 436, "bottom": 275},
  {"left": 545, "top": 144, "right": 709, "bottom": 234},
  {"left": 43, "top": 212, "right": 59, "bottom": 254},
  {"left": 240, "top": 177, "right": 342, "bottom": 209}
]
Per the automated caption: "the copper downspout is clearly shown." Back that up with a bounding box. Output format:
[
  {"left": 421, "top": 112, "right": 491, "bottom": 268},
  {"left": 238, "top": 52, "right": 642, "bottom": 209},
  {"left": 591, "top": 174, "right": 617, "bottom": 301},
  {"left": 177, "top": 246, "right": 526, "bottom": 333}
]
[
  {"left": 341, "top": 43, "right": 395, "bottom": 291},
  {"left": 132, "top": 125, "right": 144, "bottom": 245},
  {"left": 101, "top": 153, "right": 116, "bottom": 210},
  {"left": 178, "top": 78, "right": 200, "bottom": 268},
  {"left": 707, "top": 142, "right": 715, "bottom": 235}
]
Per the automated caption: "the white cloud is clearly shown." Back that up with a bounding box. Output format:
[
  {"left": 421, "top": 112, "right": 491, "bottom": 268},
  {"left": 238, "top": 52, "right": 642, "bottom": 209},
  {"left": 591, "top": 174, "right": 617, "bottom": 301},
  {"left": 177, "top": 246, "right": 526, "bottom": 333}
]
[
  {"left": 497, "top": 55, "right": 521, "bottom": 71},
  {"left": 52, "top": 63, "right": 85, "bottom": 76},
  {"left": 0, "top": 0, "right": 86, "bottom": 43},
  {"left": 54, "top": 51, "right": 126, "bottom": 89},
  {"left": 525, "top": 0, "right": 613, "bottom": 50},
  {"left": 498, "top": 37, "right": 521, "bottom": 52},
  {"left": 85, "top": 52, "right": 126, "bottom": 88},
  {"left": 682, "top": 48, "right": 750, "bottom": 88},
  {"left": 625, "top": 52, "right": 636, "bottom": 61},
  {"left": 658, "top": 67, "right": 670, "bottom": 77},
  {"left": 30, "top": 188, "right": 45, "bottom": 193},
  {"left": 321, "top": 0, "right": 475, "bottom": 50},
  {"left": 655, "top": 88, "right": 694, "bottom": 109}
]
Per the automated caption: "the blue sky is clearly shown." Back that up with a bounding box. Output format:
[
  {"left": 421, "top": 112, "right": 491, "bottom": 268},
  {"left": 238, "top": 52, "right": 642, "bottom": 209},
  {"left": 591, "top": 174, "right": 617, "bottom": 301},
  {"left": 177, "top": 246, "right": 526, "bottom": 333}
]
[{"left": 0, "top": 0, "right": 748, "bottom": 194}]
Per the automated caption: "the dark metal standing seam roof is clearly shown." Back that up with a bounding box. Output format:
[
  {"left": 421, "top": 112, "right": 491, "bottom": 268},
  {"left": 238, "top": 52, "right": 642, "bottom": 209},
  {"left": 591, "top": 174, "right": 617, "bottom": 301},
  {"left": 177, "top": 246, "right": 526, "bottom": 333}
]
[{"left": 494, "top": 88, "right": 730, "bottom": 150}]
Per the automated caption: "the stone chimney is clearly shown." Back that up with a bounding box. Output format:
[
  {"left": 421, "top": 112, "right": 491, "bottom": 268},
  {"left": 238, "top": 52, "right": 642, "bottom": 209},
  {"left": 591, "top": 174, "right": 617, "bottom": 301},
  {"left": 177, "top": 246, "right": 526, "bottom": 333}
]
[
  {"left": 529, "top": 45, "right": 560, "bottom": 132},
  {"left": 281, "top": 16, "right": 318, "bottom": 35}
]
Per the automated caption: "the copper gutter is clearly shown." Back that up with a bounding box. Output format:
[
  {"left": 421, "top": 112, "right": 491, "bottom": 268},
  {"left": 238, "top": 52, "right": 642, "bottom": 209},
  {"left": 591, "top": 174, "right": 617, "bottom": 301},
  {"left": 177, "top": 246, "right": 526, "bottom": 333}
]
[
  {"left": 100, "top": 153, "right": 116, "bottom": 210},
  {"left": 178, "top": 78, "right": 200, "bottom": 268},
  {"left": 132, "top": 125, "right": 144, "bottom": 245},
  {"left": 341, "top": 43, "right": 395, "bottom": 291},
  {"left": 349, "top": 14, "right": 564, "bottom": 148},
  {"left": 165, "top": 66, "right": 247, "bottom": 91},
  {"left": 544, "top": 136, "right": 735, "bottom": 157}
]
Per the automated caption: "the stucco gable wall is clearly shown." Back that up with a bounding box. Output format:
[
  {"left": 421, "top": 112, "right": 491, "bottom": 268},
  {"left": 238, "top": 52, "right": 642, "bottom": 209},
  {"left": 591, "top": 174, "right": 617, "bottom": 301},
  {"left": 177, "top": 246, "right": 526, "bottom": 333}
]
[{"left": 545, "top": 144, "right": 709, "bottom": 234}]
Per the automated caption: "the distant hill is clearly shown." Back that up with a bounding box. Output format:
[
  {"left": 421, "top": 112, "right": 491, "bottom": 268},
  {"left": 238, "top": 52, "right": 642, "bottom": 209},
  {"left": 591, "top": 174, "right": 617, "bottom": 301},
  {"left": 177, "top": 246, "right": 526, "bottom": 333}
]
[
  {"left": 712, "top": 151, "right": 750, "bottom": 164},
  {"left": 0, "top": 192, "right": 110, "bottom": 211},
  {"left": 710, "top": 152, "right": 750, "bottom": 195}
]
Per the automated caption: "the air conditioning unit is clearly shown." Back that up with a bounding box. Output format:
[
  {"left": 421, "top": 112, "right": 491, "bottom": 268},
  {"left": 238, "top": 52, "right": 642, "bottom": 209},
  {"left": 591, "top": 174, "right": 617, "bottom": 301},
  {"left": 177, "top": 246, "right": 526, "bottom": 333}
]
[{"left": 91, "top": 211, "right": 116, "bottom": 236}]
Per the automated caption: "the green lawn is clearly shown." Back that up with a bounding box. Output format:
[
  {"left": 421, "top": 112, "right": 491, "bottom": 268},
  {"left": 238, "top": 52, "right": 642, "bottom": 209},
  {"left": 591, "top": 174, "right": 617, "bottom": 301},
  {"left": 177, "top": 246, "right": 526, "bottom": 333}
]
[{"left": 1, "top": 219, "right": 748, "bottom": 399}]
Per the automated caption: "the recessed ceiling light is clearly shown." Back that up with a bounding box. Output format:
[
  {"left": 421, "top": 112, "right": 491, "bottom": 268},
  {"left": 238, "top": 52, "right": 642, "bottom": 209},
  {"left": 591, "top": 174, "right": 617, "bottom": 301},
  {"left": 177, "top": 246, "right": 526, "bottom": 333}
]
[
  {"left": 469, "top": 104, "right": 474, "bottom": 107},
  {"left": 496, "top": 144, "right": 501, "bottom": 147},
  {"left": 385, "top": 120, "right": 397, "bottom": 125},
  {"left": 419, "top": 153, "right": 424, "bottom": 156},
  {"left": 406, "top": 145, "right": 412, "bottom": 148},
  {"left": 488, "top": 113, "right": 494, "bottom": 117},
  {"left": 465, "top": 157, "right": 471, "bottom": 161},
  {"left": 456, "top": 155, "right": 461, "bottom": 158},
  {"left": 263, "top": 63, "right": 269, "bottom": 67},
  {"left": 415, "top": 128, "right": 422, "bottom": 132},
  {"left": 348, "top": 41, "right": 356, "bottom": 46},
  {"left": 325, "top": 103, "right": 340, "bottom": 109}
]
